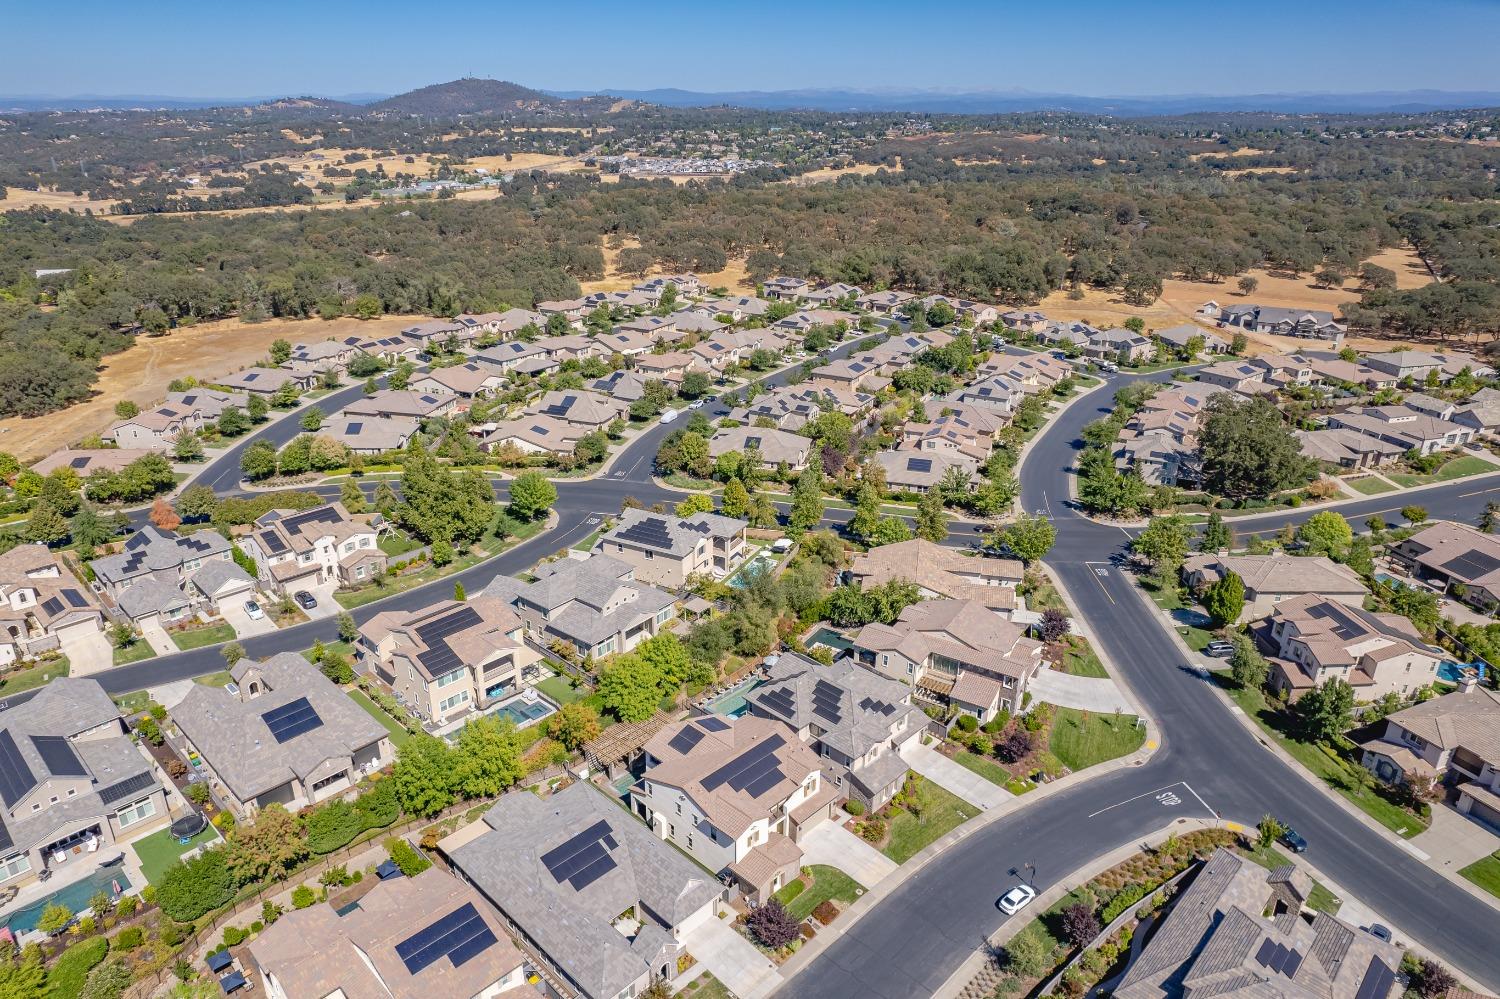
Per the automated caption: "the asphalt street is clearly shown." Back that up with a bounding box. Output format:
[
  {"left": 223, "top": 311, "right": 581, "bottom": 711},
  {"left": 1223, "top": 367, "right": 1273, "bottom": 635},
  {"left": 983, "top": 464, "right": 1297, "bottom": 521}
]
[{"left": 776, "top": 370, "right": 1500, "bottom": 997}]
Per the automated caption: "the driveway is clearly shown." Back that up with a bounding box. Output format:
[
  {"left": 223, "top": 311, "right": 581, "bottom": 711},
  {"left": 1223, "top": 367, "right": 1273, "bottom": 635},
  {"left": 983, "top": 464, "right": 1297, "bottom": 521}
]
[
  {"left": 1028, "top": 668, "right": 1134, "bottom": 714},
  {"left": 220, "top": 593, "right": 278, "bottom": 638},
  {"left": 800, "top": 820, "right": 898, "bottom": 886},
  {"left": 59, "top": 632, "right": 112, "bottom": 676},
  {"left": 138, "top": 618, "right": 178, "bottom": 657},
  {"left": 1409, "top": 801, "right": 1500, "bottom": 870},
  {"left": 678, "top": 908, "right": 782, "bottom": 999},
  {"left": 901, "top": 741, "right": 1010, "bottom": 811},
  {"left": 295, "top": 581, "right": 341, "bottom": 621}
]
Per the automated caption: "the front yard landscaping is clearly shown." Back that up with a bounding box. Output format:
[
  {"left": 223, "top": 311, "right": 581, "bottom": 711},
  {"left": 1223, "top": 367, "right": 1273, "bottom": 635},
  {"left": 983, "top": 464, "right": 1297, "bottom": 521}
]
[
  {"left": 1386, "top": 454, "right": 1496, "bottom": 488},
  {"left": 336, "top": 517, "right": 545, "bottom": 609},
  {"left": 131, "top": 824, "right": 219, "bottom": 885},
  {"left": 112, "top": 640, "right": 156, "bottom": 666},
  {"left": 773, "top": 864, "right": 864, "bottom": 922},
  {"left": 1237, "top": 842, "right": 1341, "bottom": 914},
  {"left": 1459, "top": 851, "right": 1500, "bottom": 900},
  {"left": 0, "top": 654, "right": 69, "bottom": 694},
  {"left": 170, "top": 620, "right": 237, "bottom": 651},
  {"left": 1048, "top": 707, "right": 1148, "bottom": 771},
  {"left": 1058, "top": 635, "right": 1108, "bottom": 678},
  {"left": 1346, "top": 475, "right": 1396, "bottom": 496},
  {"left": 872, "top": 775, "right": 977, "bottom": 863}
]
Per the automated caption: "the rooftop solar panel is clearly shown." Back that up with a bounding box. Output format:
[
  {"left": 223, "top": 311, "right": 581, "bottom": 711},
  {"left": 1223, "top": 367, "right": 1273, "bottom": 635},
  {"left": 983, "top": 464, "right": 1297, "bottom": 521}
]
[
  {"left": 396, "top": 903, "right": 497, "bottom": 975},
  {"left": 61, "top": 589, "right": 89, "bottom": 608},
  {"left": 0, "top": 819, "right": 11, "bottom": 854},
  {"left": 98, "top": 770, "right": 156, "bottom": 806},
  {"left": 70, "top": 457, "right": 90, "bottom": 470},
  {"left": 615, "top": 517, "right": 675, "bottom": 552},
  {"left": 258, "top": 530, "right": 288, "bottom": 555},
  {"left": 1441, "top": 550, "right": 1500, "bottom": 581},
  {"left": 1281, "top": 950, "right": 1304, "bottom": 978},
  {"left": 702, "top": 736, "right": 786, "bottom": 792},
  {"left": 413, "top": 606, "right": 482, "bottom": 677},
  {"left": 282, "top": 506, "right": 341, "bottom": 535},
  {"left": 261, "top": 697, "right": 324, "bottom": 744},
  {"left": 31, "top": 735, "right": 87, "bottom": 777},
  {"left": 0, "top": 732, "right": 38, "bottom": 808},
  {"left": 697, "top": 716, "right": 730, "bottom": 732},
  {"left": 667, "top": 725, "right": 706, "bottom": 755},
  {"left": 345, "top": 422, "right": 363, "bottom": 435},
  {"left": 906, "top": 457, "right": 933, "bottom": 473},
  {"left": 541, "top": 820, "right": 620, "bottom": 889},
  {"left": 1353, "top": 959, "right": 1396, "bottom": 999}
]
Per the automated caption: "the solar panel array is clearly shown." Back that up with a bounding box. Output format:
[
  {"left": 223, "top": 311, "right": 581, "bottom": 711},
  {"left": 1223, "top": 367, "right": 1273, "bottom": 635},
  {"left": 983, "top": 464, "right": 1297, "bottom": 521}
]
[
  {"left": 906, "top": 457, "right": 933, "bottom": 473},
  {"left": 0, "top": 819, "right": 12, "bottom": 853},
  {"left": 1306, "top": 602, "right": 1365, "bottom": 640},
  {"left": 414, "top": 606, "right": 483, "bottom": 676},
  {"left": 668, "top": 724, "right": 706, "bottom": 755},
  {"left": 701, "top": 735, "right": 786, "bottom": 798},
  {"left": 258, "top": 530, "right": 289, "bottom": 555},
  {"left": 1353, "top": 958, "right": 1396, "bottom": 999},
  {"left": 542, "top": 394, "right": 577, "bottom": 417},
  {"left": 0, "top": 731, "right": 37, "bottom": 807},
  {"left": 261, "top": 697, "right": 325, "bottom": 744},
  {"left": 858, "top": 696, "right": 897, "bottom": 717},
  {"left": 811, "top": 680, "right": 844, "bottom": 725},
  {"left": 395, "top": 902, "right": 498, "bottom": 975},
  {"left": 31, "top": 735, "right": 87, "bottom": 777},
  {"left": 282, "top": 506, "right": 341, "bottom": 535},
  {"left": 1254, "top": 939, "right": 1304, "bottom": 978},
  {"left": 757, "top": 685, "right": 797, "bottom": 719},
  {"left": 69, "top": 457, "right": 90, "bottom": 470},
  {"left": 1441, "top": 549, "right": 1500, "bottom": 581},
  {"left": 540, "top": 820, "right": 619, "bottom": 890},
  {"left": 99, "top": 771, "right": 156, "bottom": 806},
  {"left": 697, "top": 716, "right": 730, "bottom": 732},
  {"left": 616, "top": 517, "right": 674, "bottom": 552},
  {"left": 61, "top": 589, "right": 89, "bottom": 608},
  {"left": 345, "top": 422, "right": 364, "bottom": 435},
  {"left": 40, "top": 597, "right": 64, "bottom": 617}
]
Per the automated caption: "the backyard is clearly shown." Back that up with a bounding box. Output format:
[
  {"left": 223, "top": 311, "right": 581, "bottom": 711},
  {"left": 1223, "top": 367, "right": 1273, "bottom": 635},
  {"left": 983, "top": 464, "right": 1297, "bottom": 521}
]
[
  {"left": 348, "top": 688, "right": 412, "bottom": 748},
  {"left": 537, "top": 674, "right": 589, "bottom": 705},
  {"left": 131, "top": 824, "right": 220, "bottom": 885}
]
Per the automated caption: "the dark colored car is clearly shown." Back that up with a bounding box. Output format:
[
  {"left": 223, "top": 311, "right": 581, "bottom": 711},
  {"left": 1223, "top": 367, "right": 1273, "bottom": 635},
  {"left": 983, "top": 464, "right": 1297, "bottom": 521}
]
[
  {"left": 1367, "top": 924, "right": 1392, "bottom": 942},
  {"left": 294, "top": 590, "right": 318, "bottom": 610},
  {"left": 1280, "top": 826, "right": 1309, "bottom": 853}
]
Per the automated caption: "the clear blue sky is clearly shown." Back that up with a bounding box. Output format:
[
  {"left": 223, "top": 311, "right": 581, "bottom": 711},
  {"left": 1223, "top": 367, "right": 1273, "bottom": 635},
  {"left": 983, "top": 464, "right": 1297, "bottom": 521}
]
[{"left": 6, "top": 0, "right": 1499, "bottom": 98}]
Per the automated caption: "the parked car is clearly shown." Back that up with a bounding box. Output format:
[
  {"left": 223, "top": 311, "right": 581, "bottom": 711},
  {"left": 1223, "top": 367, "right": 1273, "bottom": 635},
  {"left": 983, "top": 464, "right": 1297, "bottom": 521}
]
[
  {"left": 244, "top": 599, "right": 264, "bottom": 621},
  {"left": 1366, "top": 924, "right": 1392, "bottom": 942},
  {"left": 659, "top": 408, "right": 679, "bottom": 425},
  {"left": 1205, "top": 641, "right": 1235, "bottom": 658},
  {"left": 294, "top": 590, "right": 318, "bottom": 610},
  {"left": 688, "top": 399, "right": 705, "bottom": 409},
  {"left": 1279, "top": 825, "right": 1309, "bottom": 853},
  {"left": 997, "top": 884, "right": 1036, "bottom": 915},
  {"left": 770, "top": 538, "right": 794, "bottom": 554}
]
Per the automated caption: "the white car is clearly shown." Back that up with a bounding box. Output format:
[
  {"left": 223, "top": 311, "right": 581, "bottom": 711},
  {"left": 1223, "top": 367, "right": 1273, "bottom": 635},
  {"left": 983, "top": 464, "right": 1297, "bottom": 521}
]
[
  {"left": 688, "top": 399, "right": 705, "bottom": 409},
  {"left": 997, "top": 884, "right": 1037, "bottom": 915},
  {"left": 659, "top": 408, "right": 679, "bottom": 425},
  {"left": 244, "top": 599, "right": 264, "bottom": 621}
]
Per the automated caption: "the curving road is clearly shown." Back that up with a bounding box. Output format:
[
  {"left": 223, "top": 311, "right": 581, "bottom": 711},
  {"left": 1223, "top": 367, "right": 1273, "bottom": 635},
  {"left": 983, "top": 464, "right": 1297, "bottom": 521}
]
[{"left": 775, "top": 372, "right": 1500, "bottom": 998}]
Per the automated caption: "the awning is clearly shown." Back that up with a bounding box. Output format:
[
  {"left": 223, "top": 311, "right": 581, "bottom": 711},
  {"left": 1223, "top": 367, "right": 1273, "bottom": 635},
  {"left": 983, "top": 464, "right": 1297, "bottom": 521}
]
[
  {"left": 219, "top": 971, "right": 247, "bottom": 993},
  {"left": 207, "top": 950, "right": 233, "bottom": 973},
  {"left": 915, "top": 673, "right": 956, "bottom": 697}
]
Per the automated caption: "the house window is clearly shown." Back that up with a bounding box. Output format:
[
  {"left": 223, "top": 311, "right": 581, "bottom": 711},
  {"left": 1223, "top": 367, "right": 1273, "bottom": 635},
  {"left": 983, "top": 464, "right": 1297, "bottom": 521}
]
[
  {"left": 0, "top": 854, "right": 31, "bottom": 883},
  {"left": 117, "top": 795, "right": 157, "bottom": 828},
  {"left": 355, "top": 566, "right": 366, "bottom": 580},
  {"left": 436, "top": 669, "right": 464, "bottom": 688},
  {"left": 439, "top": 690, "right": 471, "bottom": 712}
]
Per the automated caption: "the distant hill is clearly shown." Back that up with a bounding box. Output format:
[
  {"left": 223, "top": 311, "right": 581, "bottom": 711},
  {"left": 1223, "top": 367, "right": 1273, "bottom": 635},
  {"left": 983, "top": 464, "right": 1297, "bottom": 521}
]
[
  {"left": 254, "top": 96, "right": 363, "bottom": 114},
  {"left": 369, "top": 78, "right": 561, "bottom": 115}
]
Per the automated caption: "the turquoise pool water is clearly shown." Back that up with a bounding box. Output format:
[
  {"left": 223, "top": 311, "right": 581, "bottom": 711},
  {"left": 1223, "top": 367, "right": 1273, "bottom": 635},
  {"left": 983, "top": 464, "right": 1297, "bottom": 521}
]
[
  {"left": 487, "top": 691, "right": 556, "bottom": 728},
  {"left": 706, "top": 677, "right": 762, "bottom": 717},
  {"left": 728, "top": 552, "right": 778, "bottom": 589},
  {"left": 3, "top": 868, "right": 132, "bottom": 934},
  {"left": 1439, "top": 661, "right": 1487, "bottom": 682},
  {"left": 808, "top": 627, "right": 852, "bottom": 653}
]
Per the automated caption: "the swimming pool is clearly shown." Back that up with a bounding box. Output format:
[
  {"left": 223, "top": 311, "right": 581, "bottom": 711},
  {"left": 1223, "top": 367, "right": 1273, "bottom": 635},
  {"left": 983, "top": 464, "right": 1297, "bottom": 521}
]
[
  {"left": 486, "top": 689, "right": 557, "bottom": 729},
  {"left": 807, "top": 627, "right": 852, "bottom": 653},
  {"left": 705, "top": 677, "right": 762, "bottom": 718},
  {"left": 1439, "top": 661, "right": 1488, "bottom": 683},
  {"left": 3, "top": 867, "right": 132, "bottom": 934},
  {"left": 728, "top": 551, "right": 778, "bottom": 589}
]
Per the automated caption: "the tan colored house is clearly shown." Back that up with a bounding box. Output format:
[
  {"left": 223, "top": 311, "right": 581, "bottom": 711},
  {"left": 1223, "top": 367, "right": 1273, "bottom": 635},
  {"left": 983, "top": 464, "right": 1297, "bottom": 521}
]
[
  {"left": 632, "top": 715, "right": 835, "bottom": 902},
  {"left": 249, "top": 867, "right": 529, "bottom": 999},
  {"left": 477, "top": 415, "right": 586, "bottom": 458},
  {"left": 1391, "top": 521, "right": 1500, "bottom": 612},
  {"left": 171, "top": 653, "right": 392, "bottom": 818},
  {"left": 847, "top": 538, "right": 1023, "bottom": 615},
  {"left": 594, "top": 509, "right": 748, "bottom": 588},
  {"left": 0, "top": 545, "right": 107, "bottom": 669},
  {"left": 852, "top": 598, "right": 1043, "bottom": 722},
  {"left": 524, "top": 390, "right": 629, "bottom": 430},
  {"left": 873, "top": 448, "right": 980, "bottom": 495},
  {"left": 707, "top": 425, "right": 810, "bottom": 470},
  {"left": 407, "top": 363, "right": 505, "bottom": 400},
  {"left": 359, "top": 596, "right": 543, "bottom": 726},
  {"left": 214, "top": 367, "right": 316, "bottom": 396},
  {"left": 1181, "top": 553, "right": 1367, "bottom": 624},
  {"left": 107, "top": 403, "right": 205, "bottom": 450},
  {"left": 241, "top": 502, "right": 386, "bottom": 594},
  {"left": 29, "top": 449, "right": 157, "bottom": 477},
  {"left": 1264, "top": 594, "right": 1442, "bottom": 702}
]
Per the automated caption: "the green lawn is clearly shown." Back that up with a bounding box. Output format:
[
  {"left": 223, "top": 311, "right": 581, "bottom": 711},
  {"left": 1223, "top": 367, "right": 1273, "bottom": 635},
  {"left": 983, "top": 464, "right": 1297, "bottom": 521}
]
[
  {"left": 112, "top": 640, "right": 156, "bottom": 667},
  {"left": 953, "top": 749, "right": 1015, "bottom": 788},
  {"left": 1238, "top": 843, "right": 1341, "bottom": 914},
  {"left": 114, "top": 690, "right": 152, "bottom": 716},
  {"left": 171, "top": 621, "right": 237, "bottom": 651},
  {"left": 1459, "top": 851, "right": 1500, "bottom": 900},
  {"left": 1060, "top": 636, "right": 1109, "bottom": 678},
  {"left": 775, "top": 864, "right": 865, "bottom": 922},
  {"left": 571, "top": 526, "right": 607, "bottom": 552},
  {"left": 305, "top": 640, "right": 356, "bottom": 664},
  {"left": 678, "top": 973, "right": 734, "bottom": 999},
  {"left": 1021, "top": 573, "right": 1066, "bottom": 613},
  {"left": 1221, "top": 680, "right": 1428, "bottom": 837},
  {"left": 883, "top": 778, "right": 978, "bottom": 863},
  {"left": 0, "top": 656, "right": 69, "bottom": 694},
  {"left": 1047, "top": 707, "right": 1147, "bottom": 771},
  {"left": 193, "top": 670, "right": 234, "bottom": 687},
  {"left": 1346, "top": 475, "right": 1396, "bottom": 496},
  {"left": 336, "top": 518, "right": 544, "bottom": 609},
  {"left": 131, "top": 824, "right": 219, "bottom": 884},
  {"left": 1387, "top": 455, "right": 1497, "bottom": 488},
  {"left": 348, "top": 688, "right": 411, "bottom": 748},
  {"left": 1140, "top": 580, "right": 1216, "bottom": 651},
  {"left": 378, "top": 530, "right": 424, "bottom": 557},
  {"left": 537, "top": 674, "right": 588, "bottom": 705}
]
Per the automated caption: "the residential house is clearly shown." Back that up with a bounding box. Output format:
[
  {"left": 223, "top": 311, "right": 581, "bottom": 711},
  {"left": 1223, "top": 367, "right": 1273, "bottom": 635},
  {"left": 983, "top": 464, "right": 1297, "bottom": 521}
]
[
  {"left": 91, "top": 525, "right": 251, "bottom": 626},
  {"left": 1035, "top": 320, "right": 1101, "bottom": 350},
  {"left": 1401, "top": 393, "right": 1456, "bottom": 421},
  {"left": 846, "top": 538, "right": 1023, "bottom": 615},
  {"left": 706, "top": 426, "right": 810, "bottom": 471},
  {"left": 727, "top": 384, "right": 873, "bottom": 431},
  {"left": 1391, "top": 521, "right": 1500, "bottom": 612},
  {"left": 1432, "top": 351, "right": 1496, "bottom": 380},
  {"left": 975, "top": 351, "right": 1074, "bottom": 392},
  {"left": 919, "top": 295, "right": 999, "bottom": 328},
  {"left": 1248, "top": 353, "right": 1317, "bottom": 389},
  {"left": 810, "top": 356, "right": 887, "bottom": 393},
  {"left": 1114, "top": 848, "right": 1402, "bottom": 999},
  {"left": 536, "top": 299, "right": 589, "bottom": 329},
  {"left": 743, "top": 653, "right": 924, "bottom": 810},
  {"left": 406, "top": 363, "right": 505, "bottom": 400},
  {"left": 594, "top": 509, "right": 748, "bottom": 588},
  {"left": 873, "top": 448, "right": 979, "bottom": 495},
  {"left": 1115, "top": 434, "right": 1201, "bottom": 488},
  {"left": 635, "top": 351, "right": 696, "bottom": 383},
  {"left": 1296, "top": 427, "right": 1407, "bottom": 470},
  {"left": 400, "top": 320, "right": 471, "bottom": 353},
  {"left": 668, "top": 311, "right": 726, "bottom": 337},
  {"left": 762, "top": 276, "right": 809, "bottom": 301},
  {"left": 248, "top": 867, "right": 529, "bottom": 999},
  {"left": 359, "top": 597, "right": 543, "bottom": 725},
  {"left": 617, "top": 315, "right": 681, "bottom": 340},
  {"left": 634, "top": 274, "right": 704, "bottom": 301},
  {"left": 525, "top": 390, "right": 629, "bottom": 430},
  {"left": 322, "top": 416, "right": 420, "bottom": 455},
  {"left": 1153, "top": 324, "right": 1227, "bottom": 357},
  {"left": 954, "top": 374, "right": 1026, "bottom": 417},
  {"left": 443, "top": 783, "right": 722, "bottom": 999},
  {"left": 852, "top": 598, "right": 1043, "bottom": 722},
  {"left": 999, "top": 309, "right": 1051, "bottom": 333},
  {"left": 687, "top": 336, "right": 744, "bottom": 374},
  {"left": 287, "top": 340, "right": 360, "bottom": 376},
  {"left": 341, "top": 389, "right": 457, "bottom": 422},
  {"left": 1263, "top": 594, "right": 1442, "bottom": 702},
  {"left": 1197, "top": 360, "right": 1269, "bottom": 393},
  {"left": 1359, "top": 679, "right": 1500, "bottom": 829},
  {"left": 1215, "top": 304, "right": 1347, "bottom": 344},
  {"left": 1453, "top": 397, "right": 1500, "bottom": 436},
  {"left": 696, "top": 295, "right": 771, "bottom": 320},
  {"left": 107, "top": 403, "right": 205, "bottom": 450},
  {"left": 0, "top": 678, "right": 170, "bottom": 891},
  {"left": 540, "top": 334, "right": 606, "bottom": 362},
  {"left": 165, "top": 388, "right": 248, "bottom": 422},
  {"left": 214, "top": 367, "right": 315, "bottom": 396},
  {"left": 481, "top": 554, "right": 677, "bottom": 660},
  {"left": 771, "top": 309, "right": 856, "bottom": 336},
  {"left": 1181, "top": 553, "right": 1367, "bottom": 624},
  {"left": 241, "top": 502, "right": 386, "bottom": 594},
  {"left": 1326, "top": 406, "right": 1475, "bottom": 456},
  {"left": 30, "top": 449, "right": 156, "bottom": 477},
  {"left": 631, "top": 715, "right": 834, "bottom": 902},
  {"left": 1363, "top": 350, "right": 1444, "bottom": 382},
  {"left": 477, "top": 416, "right": 587, "bottom": 459},
  {"left": 901, "top": 408, "right": 1002, "bottom": 462},
  {"left": 596, "top": 329, "right": 659, "bottom": 357},
  {"left": 172, "top": 652, "right": 392, "bottom": 818},
  {"left": 589, "top": 369, "right": 652, "bottom": 403},
  {"left": 853, "top": 289, "right": 914, "bottom": 315},
  {"left": 0, "top": 546, "right": 107, "bottom": 669},
  {"left": 1305, "top": 356, "right": 1396, "bottom": 390},
  {"left": 341, "top": 334, "right": 422, "bottom": 364},
  {"left": 805, "top": 282, "right": 863, "bottom": 306},
  {"left": 471, "top": 341, "right": 550, "bottom": 375}
]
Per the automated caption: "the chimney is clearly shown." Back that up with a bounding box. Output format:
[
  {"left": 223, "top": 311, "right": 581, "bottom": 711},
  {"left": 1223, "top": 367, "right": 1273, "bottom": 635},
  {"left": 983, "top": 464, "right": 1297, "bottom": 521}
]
[{"left": 1457, "top": 671, "right": 1479, "bottom": 695}]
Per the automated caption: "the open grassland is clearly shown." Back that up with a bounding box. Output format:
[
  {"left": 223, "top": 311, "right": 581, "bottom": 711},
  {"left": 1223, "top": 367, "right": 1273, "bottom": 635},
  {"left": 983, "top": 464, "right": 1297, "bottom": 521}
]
[
  {"left": 582, "top": 238, "right": 756, "bottom": 296},
  {"left": 0, "top": 313, "right": 422, "bottom": 461},
  {"left": 780, "top": 161, "right": 902, "bottom": 185},
  {"left": 0, "top": 186, "right": 120, "bottom": 214}
]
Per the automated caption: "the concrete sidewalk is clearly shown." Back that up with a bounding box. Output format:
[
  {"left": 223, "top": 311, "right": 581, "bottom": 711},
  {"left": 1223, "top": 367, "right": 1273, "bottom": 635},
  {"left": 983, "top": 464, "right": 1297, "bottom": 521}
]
[
  {"left": 1030, "top": 669, "right": 1134, "bottom": 714},
  {"left": 901, "top": 741, "right": 1011, "bottom": 811}
]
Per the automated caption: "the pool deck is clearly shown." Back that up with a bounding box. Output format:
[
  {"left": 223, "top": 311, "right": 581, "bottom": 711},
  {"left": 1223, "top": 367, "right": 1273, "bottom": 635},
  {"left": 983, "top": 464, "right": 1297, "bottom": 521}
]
[
  {"left": 433, "top": 686, "right": 558, "bottom": 739},
  {"left": 0, "top": 824, "right": 156, "bottom": 939}
]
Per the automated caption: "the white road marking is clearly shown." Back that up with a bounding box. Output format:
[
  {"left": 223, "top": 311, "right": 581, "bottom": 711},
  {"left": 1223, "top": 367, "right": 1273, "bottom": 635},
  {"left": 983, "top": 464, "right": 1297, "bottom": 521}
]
[{"left": 1087, "top": 781, "right": 1215, "bottom": 819}]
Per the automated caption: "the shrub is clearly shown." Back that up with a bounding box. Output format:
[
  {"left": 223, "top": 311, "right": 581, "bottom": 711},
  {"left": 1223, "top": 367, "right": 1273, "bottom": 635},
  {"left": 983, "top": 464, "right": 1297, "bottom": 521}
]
[
  {"left": 47, "top": 938, "right": 109, "bottom": 999},
  {"left": 954, "top": 715, "right": 978, "bottom": 733},
  {"left": 356, "top": 778, "right": 400, "bottom": 829},
  {"left": 386, "top": 836, "right": 431, "bottom": 877},
  {"left": 250, "top": 920, "right": 264, "bottom": 934},
  {"left": 1061, "top": 902, "right": 1102, "bottom": 947},
  {"left": 212, "top": 810, "right": 237, "bottom": 831},
  {"left": 305, "top": 800, "right": 362, "bottom": 854},
  {"left": 857, "top": 818, "right": 885, "bottom": 843},
  {"left": 1004, "top": 924, "right": 1054, "bottom": 978},
  {"left": 37, "top": 901, "right": 73, "bottom": 934},
  {"left": 1413, "top": 959, "right": 1457, "bottom": 999},
  {"left": 158, "top": 849, "right": 233, "bottom": 922},
  {"left": 995, "top": 729, "right": 1034, "bottom": 763},
  {"left": 812, "top": 900, "right": 840, "bottom": 925},
  {"left": 842, "top": 799, "right": 865, "bottom": 817},
  {"left": 1101, "top": 884, "right": 1147, "bottom": 923},
  {"left": 78, "top": 960, "right": 131, "bottom": 999},
  {"left": 185, "top": 782, "right": 210, "bottom": 804},
  {"left": 159, "top": 921, "right": 185, "bottom": 946},
  {"left": 291, "top": 885, "right": 317, "bottom": 909},
  {"left": 111, "top": 927, "right": 144, "bottom": 951},
  {"left": 114, "top": 894, "right": 137, "bottom": 918},
  {"left": 746, "top": 899, "right": 799, "bottom": 949},
  {"left": 222, "top": 925, "right": 247, "bottom": 947}
]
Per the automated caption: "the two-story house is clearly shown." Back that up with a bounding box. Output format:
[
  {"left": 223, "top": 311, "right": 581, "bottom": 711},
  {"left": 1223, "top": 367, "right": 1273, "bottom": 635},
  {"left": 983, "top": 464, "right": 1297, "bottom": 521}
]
[
  {"left": 762, "top": 276, "right": 809, "bottom": 301},
  {"left": 846, "top": 538, "right": 1024, "bottom": 616},
  {"left": 358, "top": 597, "right": 543, "bottom": 726},
  {"left": 1391, "top": 521, "right": 1500, "bottom": 612},
  {"left": 632, "top": 715, "right": 835, "bottom": 902},
  {"left": 1264, "top": 594, "right": 1442, "bottom": 702},
  {"left": 171, "top": 652, "right": 392, "bottom": 818},
  {"left": 744, "top": 654, "right": 924, "bottom": 810},
  {"left": 91, "top": 525, "right": 253, "bottom": 627},
  {"left": 0, "top": 545, "right": 107, "bottom": 669},
  {"left": 594, "top": 509, "right": 748, "bottom": 589},
  {"left": 0, "top": 678, "right": 170, "bottom": 891},
  {"left": 1181, "top": 553, "right": 1367, "bottom": 624},
  {"left": 706, "top": 426, "right": 810, "bottom": 472},
  {"left": 107, "top": 402, "right": 205, "bottom": 450},
  {"left": 241, "top": 502, "right": 386, "bottom": 595}
]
